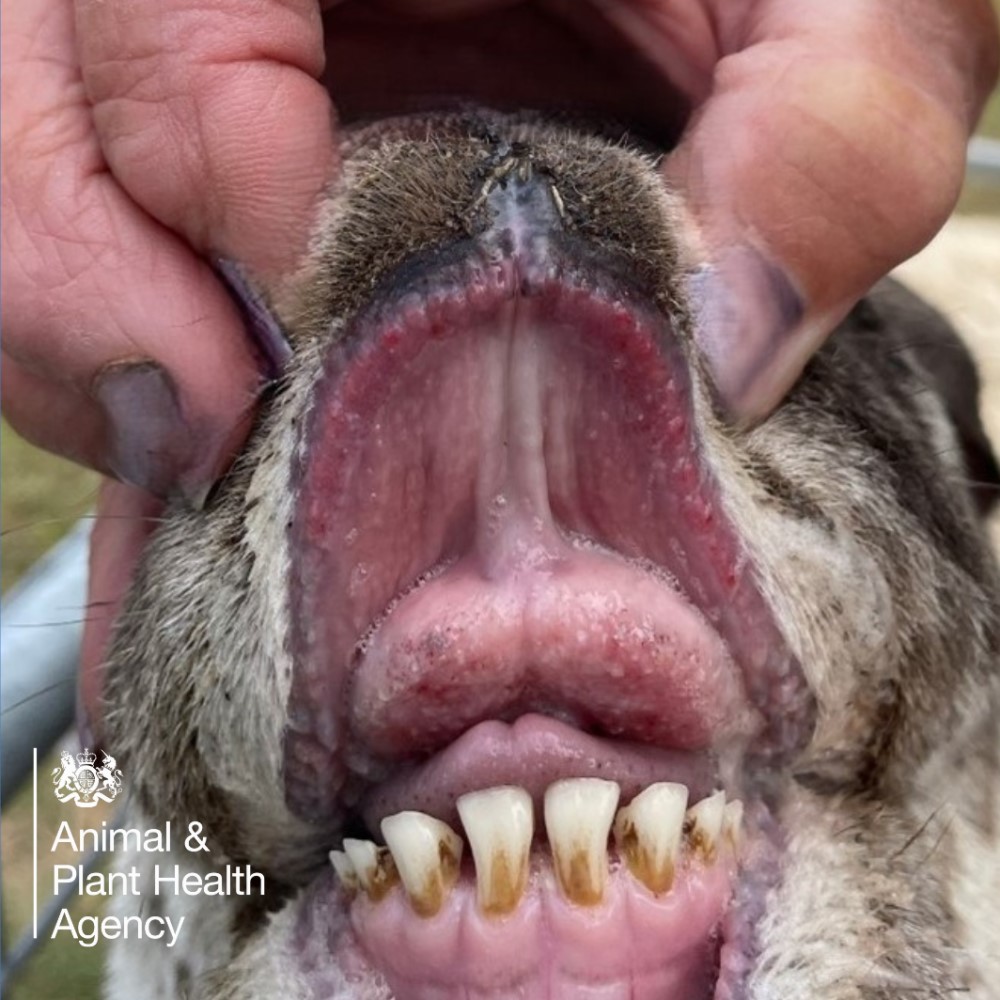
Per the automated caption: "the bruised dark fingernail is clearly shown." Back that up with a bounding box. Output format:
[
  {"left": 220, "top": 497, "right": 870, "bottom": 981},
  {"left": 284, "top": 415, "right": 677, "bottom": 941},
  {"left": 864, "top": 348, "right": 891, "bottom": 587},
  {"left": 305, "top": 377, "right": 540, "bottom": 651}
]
[
  {"left": 216, "top": 258, "right": 292, "bottom": 379},
  {"left": 690, "top": 244, "right": 804, "bottom": 421},
  {"left": 93, "top": 360, "right": 221, "bottom": 507}
]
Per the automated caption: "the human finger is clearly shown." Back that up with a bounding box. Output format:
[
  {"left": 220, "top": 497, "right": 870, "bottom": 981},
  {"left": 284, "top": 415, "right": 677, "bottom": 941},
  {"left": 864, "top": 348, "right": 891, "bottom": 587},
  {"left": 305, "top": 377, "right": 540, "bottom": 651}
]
[
  {"left": 605, "top": 0, "right": 1000, "bottom": 418},
  {"left": 2, "top": 0, "right": 265, "bottom": 500},
  {"left": 682, "top": 0, "right": 998, "bottom": 417},
  {"left": 74, "top": 0, "right": 338, "bottom": 283}
]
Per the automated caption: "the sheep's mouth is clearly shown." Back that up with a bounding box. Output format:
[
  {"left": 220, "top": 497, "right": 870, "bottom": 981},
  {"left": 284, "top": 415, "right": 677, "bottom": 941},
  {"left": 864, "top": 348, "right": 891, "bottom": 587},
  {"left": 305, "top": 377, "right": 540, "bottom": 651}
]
[
  {"left": 300, "top": 717, "right": 757, "bottom": 1000},
  {"left": 271, "top": 145, "right": 810, "bottom": 997}
]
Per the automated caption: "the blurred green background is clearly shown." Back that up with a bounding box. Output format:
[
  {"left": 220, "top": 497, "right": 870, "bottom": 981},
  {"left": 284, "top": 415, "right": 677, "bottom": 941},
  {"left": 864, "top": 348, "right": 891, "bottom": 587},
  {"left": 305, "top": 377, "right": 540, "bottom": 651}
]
[{"left": 3, "top": 45, "right": 1000, "bottom": 1000}]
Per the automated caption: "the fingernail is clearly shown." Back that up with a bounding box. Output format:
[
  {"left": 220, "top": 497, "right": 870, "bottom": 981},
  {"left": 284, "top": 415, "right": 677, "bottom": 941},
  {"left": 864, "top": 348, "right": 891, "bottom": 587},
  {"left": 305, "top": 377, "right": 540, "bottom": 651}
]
[
  {"left": 216, "top": 258, "right": 292, "bottom": 379},
  {"left": 93, "top": 360, "right": 219, "bottom": 506},
  {"left": 689, "top": 244, "right": 805, "bottom": 421}
]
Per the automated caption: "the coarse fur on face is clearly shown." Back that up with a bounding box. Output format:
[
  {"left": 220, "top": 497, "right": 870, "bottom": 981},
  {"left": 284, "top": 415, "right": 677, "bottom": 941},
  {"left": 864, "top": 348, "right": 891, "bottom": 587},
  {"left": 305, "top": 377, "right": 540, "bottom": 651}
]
[{"left": 98, "top": 113, "right": 1000, "bottom": 999}]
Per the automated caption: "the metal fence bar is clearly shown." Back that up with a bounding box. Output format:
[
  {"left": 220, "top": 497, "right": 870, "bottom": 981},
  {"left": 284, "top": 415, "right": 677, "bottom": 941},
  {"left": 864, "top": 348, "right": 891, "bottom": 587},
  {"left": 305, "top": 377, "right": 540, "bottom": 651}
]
[
  {"left": 1, "top": 520, "right": 91, "bottom": 807},
  {"left": 968, "top": 136, "right": 1000, "bottom": 178}
]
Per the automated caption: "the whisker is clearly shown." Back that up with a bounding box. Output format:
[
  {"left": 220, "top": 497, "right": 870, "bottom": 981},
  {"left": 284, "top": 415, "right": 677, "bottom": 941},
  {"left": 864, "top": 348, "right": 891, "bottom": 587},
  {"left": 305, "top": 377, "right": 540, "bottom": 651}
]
[
  {"left": 2, "top": 616, "right": 109, "bottom": 629},
  {"left": 1, "top": 511, "right": 170, "bottom": 541},
  {"left": 890, "top": 807, "right": 942, "bottom": 861},
  {"left": 1, "top": 676, "right": 77, "bottom": 715}
]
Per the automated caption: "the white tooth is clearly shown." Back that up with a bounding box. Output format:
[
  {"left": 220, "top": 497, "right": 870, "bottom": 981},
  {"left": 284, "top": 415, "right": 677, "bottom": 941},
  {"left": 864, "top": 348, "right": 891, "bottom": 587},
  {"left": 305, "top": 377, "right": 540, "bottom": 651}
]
[
  {"left": 343, "top": 838, "right": 378, "bottom": 881},
  {"left": 685, "top": 791, "right": 726, "bottom": 863},
  {"left": 380, "top": 812, "right": 463, "bottom": 918},
  {"left": 723, "top": 799, "right": 744, "bottom": 853},
  {"left": 457, "top": 786, "right": 534, "bottom": 916},
  {"left": 329, "top": 849, "right": 359, "bottom": 892},
  {"left": 544, "top": 778, "right": 620, "bottom": 906},
  {"left": 613, "top": 782, "right": 688, "bottom": 894},
  {"left": 343, "top": 838, "right": 398, "bottom": 901}
]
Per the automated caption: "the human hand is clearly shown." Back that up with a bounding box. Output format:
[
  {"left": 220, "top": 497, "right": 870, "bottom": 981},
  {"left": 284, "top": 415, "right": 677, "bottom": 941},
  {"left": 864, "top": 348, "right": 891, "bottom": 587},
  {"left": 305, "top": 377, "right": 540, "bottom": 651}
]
[
  {"left": 9, "top": 1, "right": 994, "bottom": 481},
  {"left": 1, "top": 0, "right": 338, "bottom": 499},
  {"left": 645, "top": 0, "right": 1000, "bottom": 418},
  {"left": 2, "top": 0, "right": 338, "bottom": 732}
]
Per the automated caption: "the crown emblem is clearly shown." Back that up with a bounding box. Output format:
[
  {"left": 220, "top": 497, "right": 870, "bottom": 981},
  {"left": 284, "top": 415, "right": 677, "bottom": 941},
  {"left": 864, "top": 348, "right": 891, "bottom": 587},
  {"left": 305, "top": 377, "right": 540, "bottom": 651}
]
[{"left": 52, "top": 747, "right": 124, "bottom": 808}]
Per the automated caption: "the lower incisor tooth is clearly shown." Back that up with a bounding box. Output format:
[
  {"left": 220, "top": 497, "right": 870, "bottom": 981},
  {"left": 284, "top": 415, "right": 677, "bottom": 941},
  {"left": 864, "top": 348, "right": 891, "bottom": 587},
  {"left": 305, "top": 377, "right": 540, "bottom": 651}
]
[
  {"left": 544, "top": 778, "right": 620, "bottom": 906},
  {"left": 457, "top": 786, "right": 534, "bottom": 917},
  {"left": 684, "top": 791, "right": 726, "bottom": 863},
  {"left": 343, "top": 838, "right": 399, "bottom": 902},
  {"left": 380, "top": 812, "right": 463, "bottom": 918},
  {"left": 613, "top": 782, "right": 688, "bottom": 895},
  {"left": 723, "top": 799, "right": 744, "bottom": 853},
  {"left": 329, "top": 849, "right": 359, "bottom": 892}
]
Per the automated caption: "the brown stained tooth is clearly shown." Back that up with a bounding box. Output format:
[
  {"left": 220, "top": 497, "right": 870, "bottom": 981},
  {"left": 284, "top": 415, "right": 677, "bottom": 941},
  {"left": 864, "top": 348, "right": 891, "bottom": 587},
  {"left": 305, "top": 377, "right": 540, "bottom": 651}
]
[
  {"left": 329, "top": 849, "right": 359, "bottom": 893},
  {"left": 456, "top": 786, "right": 534, "bottom": 917},
  {"left": 613, "top": 782, "right": 688, "bottom": 895},
  {"left": 723, "top": 799, "right": 744, "bottom": 853},
  {"left": 380, "top": 812, "right": 463, "bottom": 918},
  {"left": 683, "top": 791, "right": 726, "bottom": 864},
  {"left": 343, "top": 838, "right": 400, "bottom": 902},
  {"left": 544, "top": 778, "right": 621, "bottom": 907}
]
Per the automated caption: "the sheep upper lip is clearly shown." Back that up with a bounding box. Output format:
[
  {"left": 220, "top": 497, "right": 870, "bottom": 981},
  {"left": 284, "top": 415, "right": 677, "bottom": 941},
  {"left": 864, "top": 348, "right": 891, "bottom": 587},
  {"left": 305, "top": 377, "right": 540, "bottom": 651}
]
[{"left": 346, "top": 535, "right": 759, "bottom": 762}]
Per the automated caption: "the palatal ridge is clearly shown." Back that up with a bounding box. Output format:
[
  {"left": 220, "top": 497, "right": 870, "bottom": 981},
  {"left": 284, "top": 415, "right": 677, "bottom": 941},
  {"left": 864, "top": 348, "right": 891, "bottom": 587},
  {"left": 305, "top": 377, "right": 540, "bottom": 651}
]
[{"left": 330, "top": 780, "right": 743, "bottom": 918}]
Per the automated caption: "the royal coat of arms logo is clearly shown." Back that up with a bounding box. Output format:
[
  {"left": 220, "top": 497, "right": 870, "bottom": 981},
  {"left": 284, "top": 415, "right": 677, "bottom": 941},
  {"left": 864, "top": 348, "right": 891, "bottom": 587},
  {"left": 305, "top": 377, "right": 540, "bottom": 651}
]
[{"left": 52, "top": 748, "right": 123, "bottom": 807}]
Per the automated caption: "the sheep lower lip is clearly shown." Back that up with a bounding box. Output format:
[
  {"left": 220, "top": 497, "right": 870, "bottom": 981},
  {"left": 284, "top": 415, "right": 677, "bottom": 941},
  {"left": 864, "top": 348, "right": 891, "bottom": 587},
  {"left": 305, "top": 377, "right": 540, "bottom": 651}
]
[{"left": 360, "top": 715, "right": 719, "bottom": 834}]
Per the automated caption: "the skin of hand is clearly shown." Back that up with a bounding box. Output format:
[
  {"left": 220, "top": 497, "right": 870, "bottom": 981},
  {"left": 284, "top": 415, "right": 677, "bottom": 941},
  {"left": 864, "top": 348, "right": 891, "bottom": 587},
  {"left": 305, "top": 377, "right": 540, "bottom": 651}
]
[{"left": 1, "top": 0, "right": 996, "bottom": 736}]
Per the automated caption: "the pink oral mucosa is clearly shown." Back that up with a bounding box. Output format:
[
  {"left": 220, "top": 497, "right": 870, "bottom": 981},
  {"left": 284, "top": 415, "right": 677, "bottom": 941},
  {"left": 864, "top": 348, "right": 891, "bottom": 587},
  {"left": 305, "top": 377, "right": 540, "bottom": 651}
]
[{"left": 283, "top": 211, "right": 804, "bottom": 998}]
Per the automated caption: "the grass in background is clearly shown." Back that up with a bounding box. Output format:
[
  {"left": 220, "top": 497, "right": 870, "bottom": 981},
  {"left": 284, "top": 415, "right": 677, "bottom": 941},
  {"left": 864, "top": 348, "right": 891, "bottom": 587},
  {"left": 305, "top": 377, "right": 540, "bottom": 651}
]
[
  {"left": 2, "top": 759, "right": 115, "bottom": 1000},
  {"left": 1, "top": 422, "right": 98, "bottom": 593}
]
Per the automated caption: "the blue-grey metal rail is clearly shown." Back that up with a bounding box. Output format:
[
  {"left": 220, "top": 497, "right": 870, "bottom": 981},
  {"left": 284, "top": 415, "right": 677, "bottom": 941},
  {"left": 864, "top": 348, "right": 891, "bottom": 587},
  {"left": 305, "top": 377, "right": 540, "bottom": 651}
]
[
  {"left": 969, "top": 135, "right": 1000, "bottom": 177},
  {"left": 1, "top": 520, "right": 90, "bottom": 806}
]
